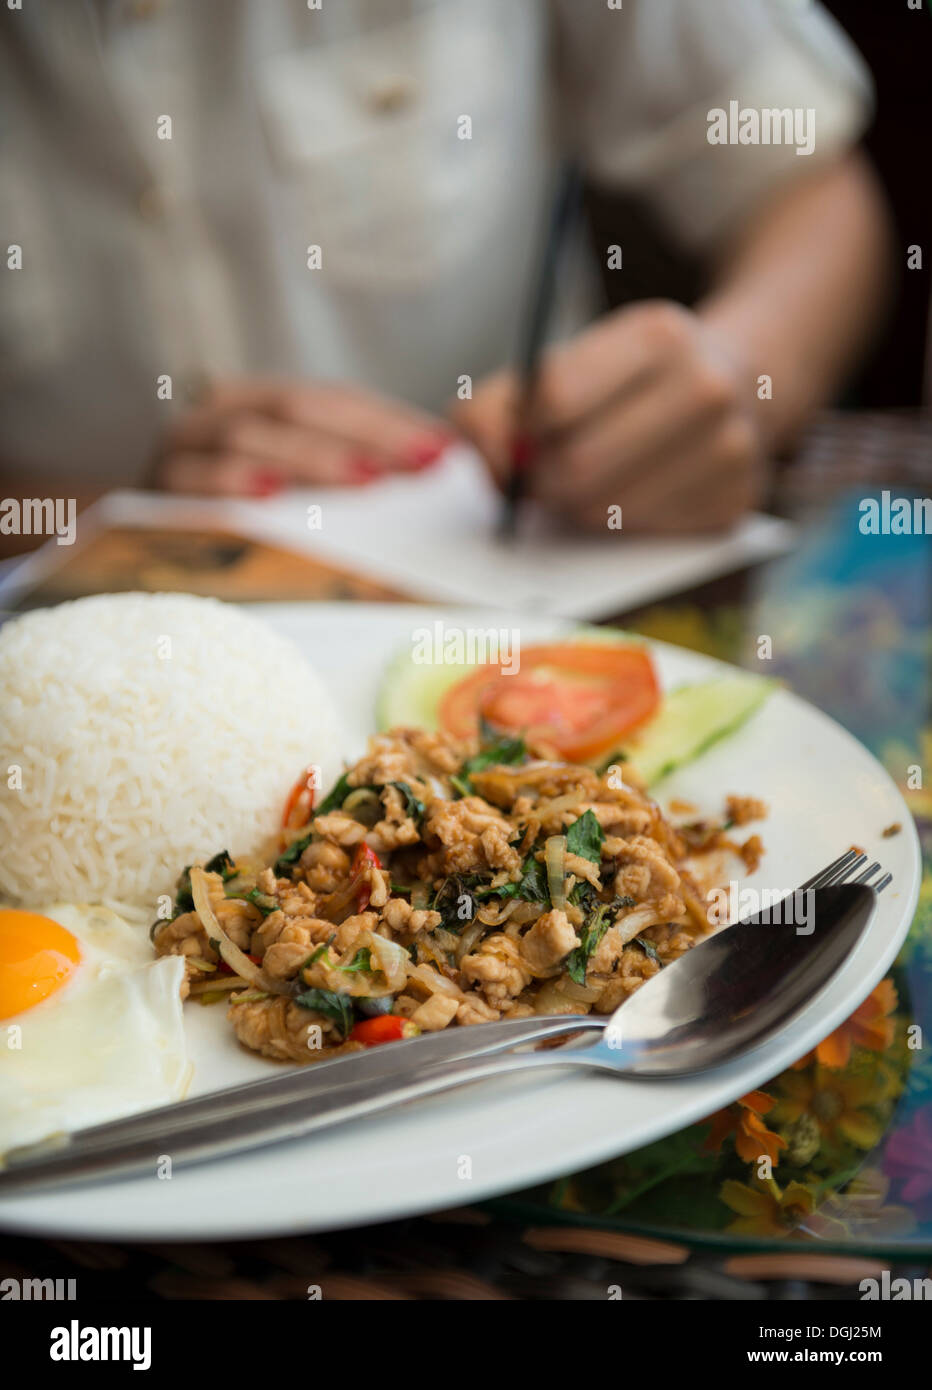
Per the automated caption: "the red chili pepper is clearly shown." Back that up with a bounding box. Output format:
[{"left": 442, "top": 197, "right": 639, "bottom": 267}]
[
  {"left": 350, "top": 842, "right": 383, "bottom": 911},
  {"left": 349, "top": 1015, "right": 420, "bottom": 1046},
  {"left": 218, "top": 953, "right": 262, "bottom": 975},
  {"left": 281, "top": 766, "right": 318, "bottom": 831}
]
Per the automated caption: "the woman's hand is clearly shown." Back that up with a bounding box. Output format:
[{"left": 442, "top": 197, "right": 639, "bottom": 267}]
[
  {"left": 154, "top": 378, "right": 452, "bottom": 496},
  {"left": 452, "top": 300, "right": 766, "bottom": 533}
]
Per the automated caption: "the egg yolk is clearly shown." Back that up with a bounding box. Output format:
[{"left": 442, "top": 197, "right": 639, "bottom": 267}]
[{"left": 0, "top": 910, "right": 81, "bottom": 1020}]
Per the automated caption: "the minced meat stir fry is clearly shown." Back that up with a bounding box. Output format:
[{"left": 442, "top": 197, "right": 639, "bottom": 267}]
[{"left": 152, "top": 728, "right": 765, "bottom": 1064}]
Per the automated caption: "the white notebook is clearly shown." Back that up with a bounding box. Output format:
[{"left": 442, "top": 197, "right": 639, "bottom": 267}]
[{"left": 1, "top": 448, "right": 793, "bottom": 619}]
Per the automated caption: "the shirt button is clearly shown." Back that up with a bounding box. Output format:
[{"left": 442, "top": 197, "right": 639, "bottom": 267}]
[{"left": 365, "top": 75, "right": 417, "bottom": 115}]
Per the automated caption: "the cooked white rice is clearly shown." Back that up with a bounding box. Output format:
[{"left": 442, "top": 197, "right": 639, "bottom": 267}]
[{"left": 0, "top": 593, "right": 345, "bottom": 918}]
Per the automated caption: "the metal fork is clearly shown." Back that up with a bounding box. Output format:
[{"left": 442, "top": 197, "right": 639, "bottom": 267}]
[
  {"left": 799, "top": 847, "right": 891, "bottom": 894},
  {"left": 0, "top": 850, "right": 888, "bottom": 1193}
]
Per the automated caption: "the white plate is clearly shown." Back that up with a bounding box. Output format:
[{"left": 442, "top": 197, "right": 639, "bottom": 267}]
[{"left": 0, "top": 603, "right": 920, "bottom": 1241}]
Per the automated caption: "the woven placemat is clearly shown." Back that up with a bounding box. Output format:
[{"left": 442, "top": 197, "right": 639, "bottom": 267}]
[{"left": 2, "top": 1212, "right": 927, "bottom": 1301}]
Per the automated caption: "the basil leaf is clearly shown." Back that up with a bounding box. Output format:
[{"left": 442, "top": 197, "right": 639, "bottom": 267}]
[
  {"left": 205, "top": 849, "right": 236, "bottom": 880},
  {"left": 338, "top": 947, "right": 372, "bottom": 974},
  {"left": 517, "top": 854, "right": 550, "bottom": 902},
  {"left": 390, "top": 781, "right": 426, "bottom": 822},
  {"left": 566, "top": 894, "right": 637, "bottom": 985},
  {"left": 273, "top": 833, "right": 312, "bottom": 877},
  {"left": 478, "top": 715, "right": 499, "bottom": 745},
  {"left": 293, "top": 987, "right": 354, "bottom": 1038},
  {"left": 462, "top": 734, "right": 526, "bottom": 779},
  {"left": 567, "top": 903, "right": 611, "bottom": 985},
  {"left": 432, "top": 875, "right": 478, "bottom": 931},
  {"left": 569, "top": 879, "right": 597, "bottom": 912},
  {"left": 436, "top": 852, "right": 549, "bottom": 914},
  {"left": 565, "top": 810, "right": 604, "bottom": 865},
  {"left": 174, "top": 867, "right": 195, "bottom": 914},
  {"left": 320, "top": 773, "right": 424, "bottom": 823},
  {"left": 493, "top": 853, "right": 550, "bottom": 904},
  {"left": 246, "top": 887, "right": 278, "bottom": 915},
  {"left": 174, "top": 852, "right": 234, "bottom": 911},
  {"left": 454, "top": 733, "right": 527, "bottom": 795},
  {"left": 316, "top": 771, "right": 353, "bottom": 817},
  {"left": 596, "top": 748, "right": 628, "bottom": 773},
  {"left": 634, "top": 937, "right": 662, "bottom": 967}
]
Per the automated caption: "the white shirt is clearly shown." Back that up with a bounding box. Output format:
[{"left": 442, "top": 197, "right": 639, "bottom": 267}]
[{"left": 0, "top": 0, "right": 871, "bottom": 485}]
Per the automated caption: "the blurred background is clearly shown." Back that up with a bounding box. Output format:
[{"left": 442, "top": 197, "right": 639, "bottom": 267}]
[
  {"left": 0, "top": 0, "right": 928, "bottom": 576},
  {"left": 588, "top": 1, "right": 931, "bottom": 412}
]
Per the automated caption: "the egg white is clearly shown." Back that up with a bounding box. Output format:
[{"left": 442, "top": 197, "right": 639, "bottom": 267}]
[{"left": 0, "top": 903, "right": 191, "bottom": 1160}]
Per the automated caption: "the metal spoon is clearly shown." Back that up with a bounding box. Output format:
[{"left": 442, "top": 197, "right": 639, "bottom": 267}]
[{"left": 0, "top": 882, "right": 875, "bottom": 1193}]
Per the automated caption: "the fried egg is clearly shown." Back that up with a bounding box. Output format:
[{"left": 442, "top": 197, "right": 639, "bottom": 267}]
[{"left": 0, "top": 903, "right": 190, "bottom": 1160}]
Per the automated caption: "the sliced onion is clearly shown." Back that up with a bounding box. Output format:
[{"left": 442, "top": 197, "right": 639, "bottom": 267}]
[
  {"left": 559, "top": 978, "right": 603, "bottom": 1004},
  {"left": 455, "top": 920, "right": 486, "bottom": 963},
  {"left": 511, "top": 900, "right": 546, "bottom": 925},
  {"left": 361, "top": 932, "right": 410, "bottom": 991},
  {"left": 191, "top": 866, "right": 293, "bottom": 997},
  {"left": 407, "top": 961, "right": 466, "bottom": 1000},
  {"left": 188, "top": 975, "right": 247, "bottom": 995},
  {"left": 416, "top": 937, "right": 450, "bottom": 971},
  {"left": 534, "top": 790, "right": 585, "bottom": 822},
  {"left": 410, "top": 882, "right": 430, "bottom": 910},
  {"left": 544, "top": 835, "right": 567, "bottom": 910},
  {"left": 476, "top": 898, "right": 520, "bottom": 927},
  {"left": 616, "top": 905, "right": 662, "bottom": 944},
  {"left": 341, "top": 787, "right": 382, "bottom": 826},
  {"left": 532, "top": 979, "right": 587, "bottom": 1015},
  {"left": 317, "top": 867, "right": 369, "bottom": 923}
]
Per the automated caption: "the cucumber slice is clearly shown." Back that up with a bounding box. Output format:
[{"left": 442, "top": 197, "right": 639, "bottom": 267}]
[
  {"left": 375, "top": 645, "right": 477, "bottom": 731},
  {"left": 613, "top": 675, "right": 772, "bottom": 786},
  {"left": 376, "top": 636, "right": 771, "bottom": 787},
  {"left": 376, "top": 626, "right": 639, "bottom": 731},
  {"left": 569, "top": 623, "right": 646, "bottom": 646}
]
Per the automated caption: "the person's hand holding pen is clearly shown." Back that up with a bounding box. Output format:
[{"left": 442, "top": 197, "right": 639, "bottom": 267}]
[
  {"left": 154, "top": 379, "right": 452, "bottom": 497},
  {"left": 452, "top": 298, "right": 766, "bottom": 534}
]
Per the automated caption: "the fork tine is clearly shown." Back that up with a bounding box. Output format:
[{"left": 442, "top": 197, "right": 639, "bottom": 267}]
[
  {"left": 801, "top": 850, "right": 864, "bottom": 892},
  {"left": 802, "top": 853, "right": 892, "bottom": 896},
  {"left": 799, "top": 850, "right": 853, "bottom": 892},
  {"left": 830, "top": 853, "right": 869, "bottom": 886}
]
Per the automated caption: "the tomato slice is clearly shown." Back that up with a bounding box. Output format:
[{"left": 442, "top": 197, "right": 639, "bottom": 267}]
[{"left": 438, "top": 643, "right": 660, "bottom": 763}]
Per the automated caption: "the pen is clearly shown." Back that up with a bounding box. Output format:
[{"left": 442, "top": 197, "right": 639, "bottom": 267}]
[{"left": 500, "top": 161, "right": 583, "bottom": 537}]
